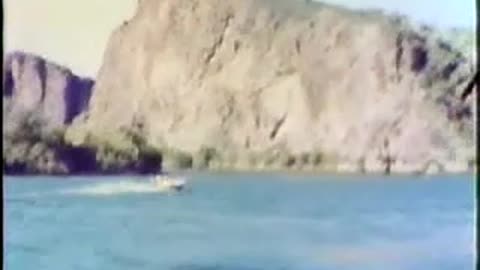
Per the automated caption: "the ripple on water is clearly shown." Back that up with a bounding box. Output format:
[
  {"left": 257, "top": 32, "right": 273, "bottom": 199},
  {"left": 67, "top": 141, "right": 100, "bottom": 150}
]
[{"left": 4, "top": 175, "right": 474, "bottom": 270}]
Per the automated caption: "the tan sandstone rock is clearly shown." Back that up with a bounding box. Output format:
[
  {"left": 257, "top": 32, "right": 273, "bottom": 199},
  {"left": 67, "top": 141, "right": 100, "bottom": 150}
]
[{"left": 66, "top": 0, "right": 476, "bottom": 174}]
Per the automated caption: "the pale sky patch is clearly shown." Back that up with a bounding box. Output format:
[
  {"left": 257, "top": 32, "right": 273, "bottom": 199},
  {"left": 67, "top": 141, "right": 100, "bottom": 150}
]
[{"left": 4, "top": 0, "right": 137, "bottom": 77}]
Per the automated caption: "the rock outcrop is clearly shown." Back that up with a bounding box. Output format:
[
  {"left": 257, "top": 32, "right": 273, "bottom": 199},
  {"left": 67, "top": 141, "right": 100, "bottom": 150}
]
[
  {"left": 415, "top": 26, "right": 476, "bottom": 64},
  {"left": 65, "top": 0, "right": 476, "bottom": 174},
  {"left": 3, "top": 52, "right": 94, "bottom": 174},
  {"left": 3, "top": 52, "right": 162, "bottom": 175},
  {"left": 3, "top": 51, "right": 94, "bottom": 131}
]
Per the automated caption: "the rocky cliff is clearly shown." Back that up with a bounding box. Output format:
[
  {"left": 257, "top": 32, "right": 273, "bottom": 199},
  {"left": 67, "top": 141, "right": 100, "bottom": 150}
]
[
  {"left": 3, "top": 52, "right": 93, "bottom": 173},
  {"left": 3, "top": 52, "right": 163, "bottom": 174},
  {"left": 3, "top": 51, "right": 94, "bottom": 130},
  {"left": 66, "top": 0, "right": 476, "bottom": 174},
  {"left": 21, "top": 0, "right": 477, "bottom": 174}
]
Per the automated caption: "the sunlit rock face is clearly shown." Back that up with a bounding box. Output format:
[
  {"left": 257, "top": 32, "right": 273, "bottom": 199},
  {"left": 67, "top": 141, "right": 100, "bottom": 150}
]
[{"left": 66, "top": 0, "right": 475, "bottom": 173}]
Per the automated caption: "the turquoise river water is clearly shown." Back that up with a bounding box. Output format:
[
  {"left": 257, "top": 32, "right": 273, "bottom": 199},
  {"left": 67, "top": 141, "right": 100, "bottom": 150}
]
[{"left": 4, "top": 173, "right": 475, "bottom": 270}]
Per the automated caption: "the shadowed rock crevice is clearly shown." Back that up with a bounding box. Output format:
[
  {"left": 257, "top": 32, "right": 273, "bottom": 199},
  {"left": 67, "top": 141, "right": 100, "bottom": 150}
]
[
  {"left": 36, "top": 59, "right": 48, "bottom": 101},
  {"left": 394, "top": 32, "right": 404, "bottom": 79},
  {"left": 442, "top": 61, "right": 459, "bottom": 80},
  {"left": 269, "top": 113, "right": 287, "bottom": 140},
  {"left": 460, "top": 70, "right": 478, "bottom": 102},
  {"left": 3, "top": 68, "right": 14, "bottom": 97},
  {"left": 205, "top": 14, "right": 233, "bottom": 66},
  {"left": 3, "top": 51, "right": 95, "bottom": 127},
  {"left": 64, "top": 76, "right": 94, "bottom": 124},
  {"left": 410, "top": 46, "right": 428, "bottom": 73}
]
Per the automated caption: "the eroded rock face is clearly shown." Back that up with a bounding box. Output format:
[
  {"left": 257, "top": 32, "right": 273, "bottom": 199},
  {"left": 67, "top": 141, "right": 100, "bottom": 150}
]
[
  {"left": 3, "top": 51, "right": 94, "bottom": 131},
  {"left": 67, "top": 0, "right": 476, "bottom": 173},
  {"left": 3, "top": 52, "right": 96, "bottom": 174}
]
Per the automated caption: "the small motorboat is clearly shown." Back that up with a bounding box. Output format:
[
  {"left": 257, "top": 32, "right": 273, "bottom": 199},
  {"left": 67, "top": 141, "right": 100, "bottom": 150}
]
[{"left": 150, "top": 175, "right": 187, "bottom": 192}]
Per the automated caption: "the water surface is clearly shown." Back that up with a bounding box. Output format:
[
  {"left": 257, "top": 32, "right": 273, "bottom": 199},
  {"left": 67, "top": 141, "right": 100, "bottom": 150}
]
[{"left": 4, "top": 173, "right": 475, "bottom": 270}]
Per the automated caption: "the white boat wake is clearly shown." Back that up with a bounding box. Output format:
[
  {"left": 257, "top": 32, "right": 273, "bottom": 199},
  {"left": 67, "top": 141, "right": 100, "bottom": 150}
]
[{"left": 61, "top": 180, "right": 183, "bottom": 196}]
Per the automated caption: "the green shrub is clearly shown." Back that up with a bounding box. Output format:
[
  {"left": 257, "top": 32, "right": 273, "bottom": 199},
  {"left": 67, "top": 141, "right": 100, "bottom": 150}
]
[
  {"left": 311, "top": 152, "right": 323, "bottom": 166},
  {"left": 468, "top": 159, "right": 477, "bottom": 169},
  {"left": 264, "top": 153, "right": 278, "bottom": 167},
  {"left": 194, "top": 147, "right": 219, "bottom": 169},
  {"left": 162, "top": 149, "right": 193, "bottom": 170},
  {"left": 283, "top": 155, "right": 296, "bottom": 168},
  {"left": 299, "top": 152, "right": 310, "bottom": 166}
]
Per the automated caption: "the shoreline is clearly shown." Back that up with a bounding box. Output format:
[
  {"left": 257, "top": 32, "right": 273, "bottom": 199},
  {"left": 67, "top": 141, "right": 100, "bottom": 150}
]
[{"left": 3, "top": 168, "right": 475, "bottom": 178}]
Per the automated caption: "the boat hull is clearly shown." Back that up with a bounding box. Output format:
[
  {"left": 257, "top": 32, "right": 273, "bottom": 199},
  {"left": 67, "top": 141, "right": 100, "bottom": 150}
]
[{"left": 151, "top": 176, "right": 187, "bottom": 192}]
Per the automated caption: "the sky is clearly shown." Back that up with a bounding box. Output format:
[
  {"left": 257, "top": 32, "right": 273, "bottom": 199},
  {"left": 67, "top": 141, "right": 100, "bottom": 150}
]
[
  {"left": 4, "top": 0, "right": 476, "bottom": 77},
  {"left": 4, "top": 0, "right": 137, "bottom": 77}
]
